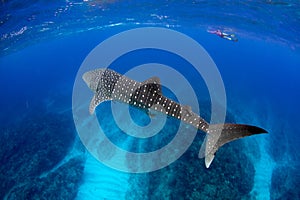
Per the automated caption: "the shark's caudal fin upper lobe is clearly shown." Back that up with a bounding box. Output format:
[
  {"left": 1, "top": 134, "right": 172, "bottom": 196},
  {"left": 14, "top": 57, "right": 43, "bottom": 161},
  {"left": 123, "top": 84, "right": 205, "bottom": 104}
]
[{"left": 199, "top": 124, "right": 267, "bottom": 168}]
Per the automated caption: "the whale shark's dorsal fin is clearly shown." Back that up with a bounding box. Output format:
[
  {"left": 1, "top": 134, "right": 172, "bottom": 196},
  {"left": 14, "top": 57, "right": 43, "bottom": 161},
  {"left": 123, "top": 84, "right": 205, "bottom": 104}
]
[
  {"left": 142, "top": 76, "right": 161, "bottom": 85},
  {"left": 141, "top": 77, "right": 162, "bottom": 94},
  {"left": 89, "top": 92, "right": 112, "bottom": 114},
  {"left": 182, "top": 105, "right": 192, "bottom": 113}
]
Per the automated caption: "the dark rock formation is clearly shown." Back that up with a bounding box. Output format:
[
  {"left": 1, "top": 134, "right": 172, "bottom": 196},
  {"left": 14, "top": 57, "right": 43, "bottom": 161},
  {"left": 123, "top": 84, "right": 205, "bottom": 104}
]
[{"left": 0, "top": 111, "right": 85, "bottom": 199}]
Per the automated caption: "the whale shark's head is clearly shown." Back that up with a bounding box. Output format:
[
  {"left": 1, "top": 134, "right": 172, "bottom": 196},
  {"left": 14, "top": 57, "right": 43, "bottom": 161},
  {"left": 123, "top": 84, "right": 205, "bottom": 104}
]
[{"left": 82, "top": 69, "right": 105, "bottom": 92}]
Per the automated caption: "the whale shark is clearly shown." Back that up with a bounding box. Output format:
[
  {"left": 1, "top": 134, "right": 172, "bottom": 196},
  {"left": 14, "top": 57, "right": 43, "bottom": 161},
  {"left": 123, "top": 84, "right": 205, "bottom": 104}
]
[{"left": 83, "top": 68, "right": 267, "bottom": 168}]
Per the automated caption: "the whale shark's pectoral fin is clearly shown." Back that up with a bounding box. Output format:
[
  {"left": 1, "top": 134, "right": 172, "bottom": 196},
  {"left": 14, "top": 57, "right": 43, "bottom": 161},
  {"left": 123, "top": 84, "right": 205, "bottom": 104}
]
[
  {"left": 142, "top": 77, "right": 162, "bottom": 94},
  {"left": 89, "top": 92, "right": 111, "bottom": 114}
]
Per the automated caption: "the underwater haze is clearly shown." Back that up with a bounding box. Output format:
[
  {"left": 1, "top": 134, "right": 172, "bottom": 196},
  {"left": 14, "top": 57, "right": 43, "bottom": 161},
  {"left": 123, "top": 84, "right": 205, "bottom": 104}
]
[{"left": 1, "top": 0, "right": 300, "bottom": 199}]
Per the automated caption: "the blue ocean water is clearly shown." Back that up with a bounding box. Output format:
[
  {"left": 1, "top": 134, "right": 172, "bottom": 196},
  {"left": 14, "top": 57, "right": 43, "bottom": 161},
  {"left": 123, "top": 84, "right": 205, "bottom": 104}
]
[{"left": 1, "top": 0, "right": 300, "bottom": 199}]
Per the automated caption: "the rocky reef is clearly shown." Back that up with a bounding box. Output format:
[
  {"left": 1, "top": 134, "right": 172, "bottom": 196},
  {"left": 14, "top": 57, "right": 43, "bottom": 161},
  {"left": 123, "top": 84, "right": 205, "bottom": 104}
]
[
  {"left": 0, "top": 111, "right": 85, "bottom": 199},
  {"left": 126, "top": 104, "right": 255, "bottom": 200},
  {"left": 270, "top": 165, "right": 300, "bottom": 200},
  {"left": 126, "top": 134, "right": 255, "bottom": 200}
]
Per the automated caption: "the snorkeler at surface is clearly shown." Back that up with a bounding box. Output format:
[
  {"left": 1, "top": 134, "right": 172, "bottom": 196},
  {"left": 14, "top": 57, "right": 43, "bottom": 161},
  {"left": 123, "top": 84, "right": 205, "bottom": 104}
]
[{"left": 208, "top": 29, "right": 238, "bottom": 42}]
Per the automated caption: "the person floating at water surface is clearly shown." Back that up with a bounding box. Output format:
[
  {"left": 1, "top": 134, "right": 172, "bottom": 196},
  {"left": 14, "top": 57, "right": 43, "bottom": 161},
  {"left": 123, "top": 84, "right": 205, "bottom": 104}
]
[{"left": 208, "top": 29, "right": 238, "bottom": 42}]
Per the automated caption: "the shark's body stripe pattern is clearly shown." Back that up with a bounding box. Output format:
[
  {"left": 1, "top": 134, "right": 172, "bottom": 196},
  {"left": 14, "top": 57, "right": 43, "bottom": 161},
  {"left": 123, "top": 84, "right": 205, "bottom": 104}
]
[
  {"left": 98, "top": 69, "right": 209, "bottom": 131},
  {"left": 82, "top": 68, "right": 267, "bottom": 168}
]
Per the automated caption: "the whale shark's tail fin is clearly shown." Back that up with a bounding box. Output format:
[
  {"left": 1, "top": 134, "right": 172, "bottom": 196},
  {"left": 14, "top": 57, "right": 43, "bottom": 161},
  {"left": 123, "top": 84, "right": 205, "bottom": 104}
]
[{"left": 199, "top": 124, "right": 267, "bottom": 168}]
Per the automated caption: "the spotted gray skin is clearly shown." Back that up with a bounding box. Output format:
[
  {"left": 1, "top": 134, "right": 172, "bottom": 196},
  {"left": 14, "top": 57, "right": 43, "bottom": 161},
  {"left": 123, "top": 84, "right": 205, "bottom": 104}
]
[
  {"left": 83, "top": 68, "right": 209, "bottom": 131},
  {"left": 83, "top": 68, "right": 267, "bottom": 168}
]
